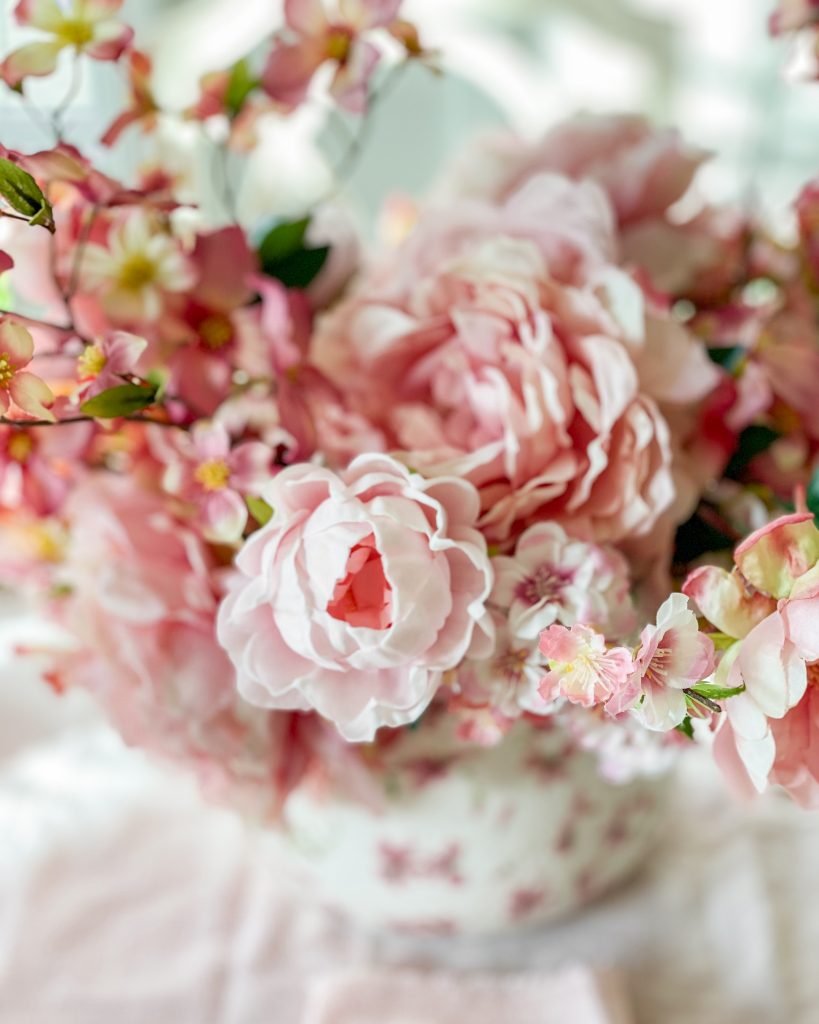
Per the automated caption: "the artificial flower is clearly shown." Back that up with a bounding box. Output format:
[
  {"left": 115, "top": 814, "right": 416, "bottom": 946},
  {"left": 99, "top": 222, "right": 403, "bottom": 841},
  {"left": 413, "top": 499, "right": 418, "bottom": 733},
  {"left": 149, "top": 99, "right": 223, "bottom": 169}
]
[
  {"left": 81, "top": 210, "right": 195, "bottom": 324},
  {"left": 75, "top": 331, "right": 147, "bottom": 399},
  {"left": 0, "top": 319, "right": 56, "bottom": 422},
  {"left": 538, "top": 623, "right": 635, "bottom": 710},
  {"left": 262, "top": 0, "right": 403, "bottom": 114},
  {"left": 490, "top": 522, "right": 635, "bottom": 641},
  {"left": 151, "top": 420, "right": 272, "bottom": 544},
  {"left": 626, "top": 593, "right": 716, "bottom": 731},
  {"left": 217, "top": 455, "right": 493, "bottom": 742},
  {"left": 2, "top": 0, "right": 133, "bottom": 88}
]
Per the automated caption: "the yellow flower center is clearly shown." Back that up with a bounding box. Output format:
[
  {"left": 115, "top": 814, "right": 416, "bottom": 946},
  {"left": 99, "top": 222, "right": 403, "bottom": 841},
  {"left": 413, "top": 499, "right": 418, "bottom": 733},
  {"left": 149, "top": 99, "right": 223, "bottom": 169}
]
[
  {"left": 77, "top": 345, "right": 107, "bottom": 379},
  {"left": 194, "top": 459, "right": 230, "bottom": 491},
  {"left": 0, "top": 354, "right": 14, "bottom": 390},
  {"left": 325, "top": 29, "right": 352, "bottom": 63},
  {"left": 8, "top": 432, "right": 33, "bottom": 462},
  {"left": 117, "top": 252, "right": 159, "bottom": 292},
  {"left": 199, "top": 315, "right": 233, "bottom": 350},
  {"left": 56, "top": 17, "right": 95, "bottom": 49}
]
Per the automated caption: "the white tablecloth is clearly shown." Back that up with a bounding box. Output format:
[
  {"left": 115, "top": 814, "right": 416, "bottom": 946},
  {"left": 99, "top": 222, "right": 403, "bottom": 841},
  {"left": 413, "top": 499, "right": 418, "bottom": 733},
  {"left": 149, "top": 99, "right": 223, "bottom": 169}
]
[{"left": 1, "top": 617, "right": 818, "bottom": 1023}]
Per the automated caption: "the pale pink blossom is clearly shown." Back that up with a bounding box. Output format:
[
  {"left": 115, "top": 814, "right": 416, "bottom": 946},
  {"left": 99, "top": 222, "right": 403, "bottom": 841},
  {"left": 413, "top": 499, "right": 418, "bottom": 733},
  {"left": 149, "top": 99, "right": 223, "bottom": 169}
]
[
  {"left": 217, "top": 455, "right": 493, "bottom": 742},
  {"left": 2, "top": 0, "right": 133, "bottom": 87},
  {"left": 490, "top": 522, "right": 635, "bottom": 641},
  {"left": 151, "top": 421, "right": 272, "bottom": 544},
  {"left": 75, "top": 332, "right": 147, "bottom": 399},
  {"left": 627, "top": 593, "right": 716, "bottom": 732},
  {"left": 538, "top": 623, "right": 635, "bottom": 710},
  {"left": 262, "top": 0, "right": 402, "bottom": 114},
  {"left": 770, "top": 0, "right": 819, "bottom": 34},
  {"left": 82, "top": 211, "right": 195, "bottom": 324},
  {"left": 0, "top": 419, "right": 93, "bottom": 514},
  {"left": 0, "top": 319, "right": 55, "bottom": 422}
]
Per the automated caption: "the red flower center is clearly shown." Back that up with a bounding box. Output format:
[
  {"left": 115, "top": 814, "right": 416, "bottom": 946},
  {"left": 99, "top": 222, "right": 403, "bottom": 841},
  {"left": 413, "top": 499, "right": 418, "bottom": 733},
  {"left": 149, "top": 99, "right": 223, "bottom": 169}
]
[{"left": 327, "top": 533, "right": 393, "bottom": 630}]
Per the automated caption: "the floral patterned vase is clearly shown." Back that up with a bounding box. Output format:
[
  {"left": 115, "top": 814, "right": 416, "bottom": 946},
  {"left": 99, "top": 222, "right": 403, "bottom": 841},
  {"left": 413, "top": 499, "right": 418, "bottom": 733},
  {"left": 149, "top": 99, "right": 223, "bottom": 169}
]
[{"left": 280, "top": 717, "right": 670, "bottom": 936}]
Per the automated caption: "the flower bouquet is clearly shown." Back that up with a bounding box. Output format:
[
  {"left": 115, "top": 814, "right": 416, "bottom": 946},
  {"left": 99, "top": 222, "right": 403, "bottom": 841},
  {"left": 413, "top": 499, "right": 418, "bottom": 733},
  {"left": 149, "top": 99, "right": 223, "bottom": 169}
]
[{"left": 2, "top": 0, "right": 819, "bottom": 934}]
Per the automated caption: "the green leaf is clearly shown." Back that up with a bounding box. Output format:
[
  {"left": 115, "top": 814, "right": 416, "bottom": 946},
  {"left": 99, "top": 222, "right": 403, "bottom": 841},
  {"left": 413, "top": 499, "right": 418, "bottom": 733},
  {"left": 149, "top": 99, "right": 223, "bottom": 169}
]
[
  {"left": 676, "top": 716, "right": 694, "bottom": 740},
  {"left": 807, "top": 466, "right": 819, "bottom": 527},
  {"left": 0, "top": 158, "right": 55, "bottom": 232},
  {"left": 725, "top": 424, "right": 780, "bottom": 480},
  {"left": 707, "top": 345, "right": 745, "bottom": 373},
  {"left": 225, "top": 58, "right": 258, "bottom": 119},
  {"left": 245, "top": 495, "right": 273, "bottom": 527},
  {"left": 258, "top": 217, "right": 310, "bottom": 266},
  {"left": 80, "top": 382, "right": 158, "bottom": 418},
  {"left": 690, "top": 682, "right": 745, "bottom": 701},
  {"left": 257, "top": 216, "right": 330, "bottom": 289}
]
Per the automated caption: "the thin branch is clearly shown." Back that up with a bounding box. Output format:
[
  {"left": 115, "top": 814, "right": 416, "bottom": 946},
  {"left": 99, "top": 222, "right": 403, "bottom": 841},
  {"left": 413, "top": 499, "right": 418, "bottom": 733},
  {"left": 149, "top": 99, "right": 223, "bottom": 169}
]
[
  {"left": 51, "top": 56, "right": 83, "bottom": 139},
  {"left": 66, "top": 203, "right": 100, "bottom": 300},
  {"left": 0, "top": 413, "right": 187, "bottom": 430},
  {"left": 0, "top": 309, "right": 74, "bottom": 335}
]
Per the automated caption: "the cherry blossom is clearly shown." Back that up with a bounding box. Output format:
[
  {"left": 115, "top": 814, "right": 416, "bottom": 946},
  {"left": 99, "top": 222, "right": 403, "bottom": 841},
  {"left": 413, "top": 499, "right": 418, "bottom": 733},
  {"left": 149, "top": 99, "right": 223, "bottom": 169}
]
[{"left": 538, "top": 623, "right": 635, "bottom": 711}]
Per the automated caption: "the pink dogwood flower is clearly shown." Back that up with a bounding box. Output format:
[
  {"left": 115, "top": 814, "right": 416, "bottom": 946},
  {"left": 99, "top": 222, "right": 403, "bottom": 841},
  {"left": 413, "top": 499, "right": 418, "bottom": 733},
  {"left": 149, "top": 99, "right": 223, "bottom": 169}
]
[
  {"left": 626, "top": 593, "right": 716, "bottom": 731},
  {"left": 153, "top": 421, "right": 272, "bottom": 544},
  {"left": 2, "top": 0, "right": 133, "bottom": 88},
  {"left": 538, "top": 623, "right": 635, "bottom": 710},
  {"left": 0, "top": 319, "right": 56, "bottom": 422},
  {"left": 262, "top": 0, "right": 402, "bottom": 114},
  {"left": 75, "top": 331, "right": 147, "bottom": 399}
]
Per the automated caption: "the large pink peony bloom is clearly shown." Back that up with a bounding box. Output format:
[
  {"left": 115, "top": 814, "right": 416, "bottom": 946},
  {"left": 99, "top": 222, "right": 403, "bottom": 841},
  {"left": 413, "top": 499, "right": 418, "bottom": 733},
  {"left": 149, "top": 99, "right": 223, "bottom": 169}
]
[
  {"left": 313, "top": 175, "right": 715, "bottom": 547},
  {"left": 217, "top": 455, "right": 493, "bottom": 742},
  {"left": 55, "top": 475, "right": 371, "bottom": 818},
  {"left": 436, "top": 113, "right": 704, "bottom": 229}
]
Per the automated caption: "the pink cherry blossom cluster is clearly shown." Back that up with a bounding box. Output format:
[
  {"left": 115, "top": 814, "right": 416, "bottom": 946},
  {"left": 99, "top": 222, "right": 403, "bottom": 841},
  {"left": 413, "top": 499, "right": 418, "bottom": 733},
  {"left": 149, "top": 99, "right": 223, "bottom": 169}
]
[{"left": 1, "top": 1, "right": 819, "bottom": 818}]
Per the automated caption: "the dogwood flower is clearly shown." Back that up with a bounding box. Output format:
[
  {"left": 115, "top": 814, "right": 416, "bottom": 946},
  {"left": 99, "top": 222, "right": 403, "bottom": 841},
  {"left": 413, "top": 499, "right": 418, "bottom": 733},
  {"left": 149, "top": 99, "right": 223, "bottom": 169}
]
[
  {"left": 75, "top": 332, "right": 147, "bottom": 399},
  {"left": 262, "top": 0, "right": 402, "bottom": 114},
  {"left": 538, "top": 623, "right": 635, "bottom": 710},
  {"left": 82, "top": 211, "right": 195, "bottom": 323},
  {"left": 2, "top": 0, "right": 133, "bottom": 88},
  {"left": 0, "top": 319, "right": 55, "bottom": 422},
  {"left": 152, "top": 420, "right": 272, "bottom": 543},
  {"left": 627, "top": 593, "right": 716, "bottom": 731}
]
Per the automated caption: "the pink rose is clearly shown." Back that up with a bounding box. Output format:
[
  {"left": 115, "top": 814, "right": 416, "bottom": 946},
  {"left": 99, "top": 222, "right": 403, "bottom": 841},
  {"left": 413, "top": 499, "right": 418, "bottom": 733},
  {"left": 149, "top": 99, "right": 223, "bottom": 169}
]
[
  {"left": 217, "top": 455, "right": 493, "bottom": 741},
  {"left": 314, "top": 178, "right": 681, "bottom": 547}
]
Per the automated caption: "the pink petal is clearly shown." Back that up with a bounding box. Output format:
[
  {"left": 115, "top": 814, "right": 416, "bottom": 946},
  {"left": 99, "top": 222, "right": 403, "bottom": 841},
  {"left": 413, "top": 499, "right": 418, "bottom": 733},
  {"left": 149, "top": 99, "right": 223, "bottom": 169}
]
[
  {"left": 228, "top": 441, "right": 272, "bottom": 491},
  {"left": 284, "top": 0, "right": 329, "bottom": 34},
  {"left": 262, "top": 39, "right": 326, "bottom": 109},
  {"left": 0, "top": 251, "right": 13, "bottom": 274},
  {"left": 82, "top": 0, "right": 126, "bottom": 16},
  {"left": 1, "top": 40, "right": 63, "bottom": 86},
  {"left": 329, "top": 39, "right": 379, "bottom": 113},
  {"left": 338, "top": 0, "right": 402, "bottom": 29},
  {"left": 9, "top": 371, "right": 56, "bottom": 421},
  {"left": 106, "top": 331, "right": 147, "bottom": 373},
  {"left": 192, "top": 420, "right": 231, "bottom": 461},
  {"left": 203, "top": 488, "right": 248, "bottom": 543},
  {"left": 0, "top": 320, "right": 34, "bottom": 369},
  {"left": 781, "top": 596, "right": 819, "bottom": 662},
  {"left": 737, "top": 611, "right": 807, "bottom": 719},
  {"left": 735, "top": 512, "right": 819, "bottom": 600},
  {"left": 14, "top": 0, "right": 63, "bottom": 30},
  {"left": 682, "top": 564, "right": 776, "bottom": 640},
  {"left": 85, "top": 21, "right": 134, "bottom": 61}
]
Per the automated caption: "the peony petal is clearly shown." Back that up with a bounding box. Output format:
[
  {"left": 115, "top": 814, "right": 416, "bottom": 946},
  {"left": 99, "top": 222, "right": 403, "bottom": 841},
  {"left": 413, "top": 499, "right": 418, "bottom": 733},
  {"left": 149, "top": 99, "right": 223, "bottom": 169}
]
[
  {"left": 9, "top": 371, "right": 56, "bottom": 421},
  {"left": 735, "top": 512, "right": 819, "bottom": 600}
]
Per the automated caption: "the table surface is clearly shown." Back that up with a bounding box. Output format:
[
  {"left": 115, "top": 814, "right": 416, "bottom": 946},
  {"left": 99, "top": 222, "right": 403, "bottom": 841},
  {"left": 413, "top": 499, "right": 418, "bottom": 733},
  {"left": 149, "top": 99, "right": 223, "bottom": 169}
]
[{"left": 1, "top": 612, "right": 818, "bottom": 1024}]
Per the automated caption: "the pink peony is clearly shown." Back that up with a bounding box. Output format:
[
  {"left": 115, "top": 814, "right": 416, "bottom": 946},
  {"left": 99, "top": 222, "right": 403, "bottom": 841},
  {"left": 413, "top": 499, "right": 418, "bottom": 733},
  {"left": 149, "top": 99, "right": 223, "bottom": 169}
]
[
  {"left": 538, "top": 623, "right": 635, "bottom": 710},
  {"left": 54, "top": 475, "right": 370, "bottom": 819},
  {"left": 217, "top": 455, "right": 493, "bottom": 742},
  {"left": 436, "top": 114, "right": 704, "bottom": 229},
  {"left": 313, "top": 177, "right": 691, "bottom": 547},
  {"left": 626, "top": 593, "right": 716, "bottom": 731},
  {"left": 490, "top": 521, "right": 635, "bottom": 641}
]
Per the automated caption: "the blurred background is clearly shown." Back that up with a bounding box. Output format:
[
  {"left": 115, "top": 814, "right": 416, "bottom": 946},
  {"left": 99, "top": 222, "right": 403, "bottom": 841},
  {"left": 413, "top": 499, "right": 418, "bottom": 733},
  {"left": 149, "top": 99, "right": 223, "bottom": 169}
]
[{"left": 2, "top": 0, "right": 818, "bottom": 226}]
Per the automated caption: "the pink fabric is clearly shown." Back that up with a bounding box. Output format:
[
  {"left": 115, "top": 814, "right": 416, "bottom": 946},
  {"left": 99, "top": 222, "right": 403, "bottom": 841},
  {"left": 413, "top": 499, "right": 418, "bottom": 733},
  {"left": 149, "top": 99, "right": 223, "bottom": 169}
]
[{"left": 303, "top": 966, "right": 632, "bottom": 1023}]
